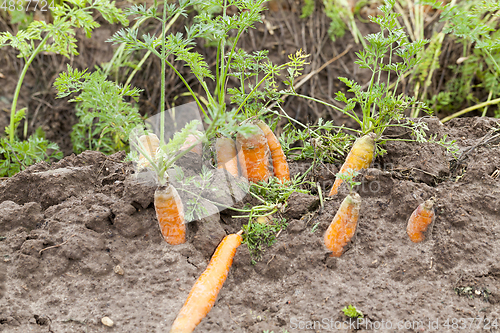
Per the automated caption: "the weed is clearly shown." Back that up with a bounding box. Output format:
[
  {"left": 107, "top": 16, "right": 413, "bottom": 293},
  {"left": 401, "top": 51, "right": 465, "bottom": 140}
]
[
  {"left": 428, "top": 134, "right": 460, "bottom": 159},
  {"left": 454, "top": 286, "right": 492, "bottom": 302},
  {"left": 342, "top": 304, "right": 364, "bottom": 318}
]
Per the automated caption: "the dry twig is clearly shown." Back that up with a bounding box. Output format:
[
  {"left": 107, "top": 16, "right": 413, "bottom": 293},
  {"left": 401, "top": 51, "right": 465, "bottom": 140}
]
[{"left": 39, "top": 234, "right": 76, "bottom": 255}]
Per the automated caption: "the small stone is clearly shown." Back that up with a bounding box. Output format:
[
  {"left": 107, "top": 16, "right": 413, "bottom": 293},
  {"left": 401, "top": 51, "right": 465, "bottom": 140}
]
[
  {"left": 101, "top": 316, "right": 114, "bottom": 327},
  {"left": 113, "top": 265, "right": 124, "bottom": 275}
]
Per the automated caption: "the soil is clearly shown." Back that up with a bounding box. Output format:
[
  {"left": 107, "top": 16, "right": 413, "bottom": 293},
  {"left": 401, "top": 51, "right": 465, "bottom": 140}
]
[
  {"left": 0, "top": 117, "right": 499, "bottom": 333},
  {"left": 1, "top": 0, "right": 500, "bottom": 331}
]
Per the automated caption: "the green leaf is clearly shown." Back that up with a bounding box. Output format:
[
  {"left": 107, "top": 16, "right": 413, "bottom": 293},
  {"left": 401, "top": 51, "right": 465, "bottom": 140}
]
[{"left": 342, "top": 305, "right": 363, "bottom": 319}]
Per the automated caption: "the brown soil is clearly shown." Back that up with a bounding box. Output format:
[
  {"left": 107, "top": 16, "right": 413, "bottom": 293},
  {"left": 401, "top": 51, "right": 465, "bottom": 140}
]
[
  {"left": 1, "top": 1, "right": 500, "bottom": 332},
  {"left": 1, "top": 117, "right": 500, "bottom": 332}
]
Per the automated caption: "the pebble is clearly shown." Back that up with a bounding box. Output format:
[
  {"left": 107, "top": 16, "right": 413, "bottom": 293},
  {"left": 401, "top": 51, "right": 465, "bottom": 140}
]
[
  {"left": 101, "top": 317, "right": 114, "bottom": 327},
  {"left": 114, "top": 265, "right": 124, "bottom": 275}
]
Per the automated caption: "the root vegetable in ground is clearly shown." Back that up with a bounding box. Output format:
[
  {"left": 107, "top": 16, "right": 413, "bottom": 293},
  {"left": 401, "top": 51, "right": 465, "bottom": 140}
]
[
  {"left": 215, "top": 137, "right": 239, "bottom": 177},
  {"left": 137, "top": 133, "right": 160, "bottom": 169},
  {"left": 236, "top": 125, "right": 271, "bottom": 183},
  {"left": 257, "top": 120, "right": 290, "bottom": 183},
  {"left": 324, "top": 192, "right": 361, "bottom": 257},
  {"left": 154, "top": 184, "right": 185, "bottom": 245},
  {"left": 169, "top": 233, "right": 242, "bottom": 333},
  {"left": 180, "top": 133, "right": 203, "bottom": 156},
  {"left": 328, "top": 133, "right": 376, "bottom": 196},
  {"left": 407, "top": 199, "right": 435, "bottom": 243}
]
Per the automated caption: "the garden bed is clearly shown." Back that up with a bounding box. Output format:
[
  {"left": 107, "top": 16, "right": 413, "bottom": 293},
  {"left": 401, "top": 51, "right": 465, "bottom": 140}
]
[{"left": 1, "top": 117, "right": 499, "bottom": 332}]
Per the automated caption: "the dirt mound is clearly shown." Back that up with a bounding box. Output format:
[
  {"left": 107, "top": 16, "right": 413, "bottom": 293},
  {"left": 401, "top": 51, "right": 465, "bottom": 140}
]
[{"left": 1, "top": 117, "right": 500, "bottom": 332}]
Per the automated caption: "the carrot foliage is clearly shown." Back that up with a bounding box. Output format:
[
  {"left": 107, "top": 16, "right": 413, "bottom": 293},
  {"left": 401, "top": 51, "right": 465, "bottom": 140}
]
[
  {"left": 283, "top": 0, "right": 434, "bottom": 142},
  {"left": 336, "top": 169, "right": 361, "bottom": 194},
  {"left": 54, "top": 65, "right": 143, "bottom": 154},
  {"left": 242, "top": 217, "right": 288, "bottom": 264},
  {"left": 0, "top": 0, "right": 127, "bottom": 176},
  {"left": 279, "top": 117, "right": 354, "bottom": 164},
  {"left": 419, "top": 0, "right": 500, "bottom": 120},
  {"left": 109, "top": 0, "right": 309, "bottom": 141}
]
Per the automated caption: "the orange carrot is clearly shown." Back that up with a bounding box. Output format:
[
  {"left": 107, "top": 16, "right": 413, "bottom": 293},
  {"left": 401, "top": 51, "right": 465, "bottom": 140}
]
[
  {"left": 215, "top": 137, "right": 239, "bottom": 177},
  {"left": 236, "top": 125, "right": 270, "bottom": 183},
  {"left": 256, "top": 120, "right": 290, "bottom": 183},
  {"left": 324, "top": 192, "right": 361, "bottom": 257},
  {"left": 407, "top": 199, "right": 435, "bottom": 243},
  {"left": 180, "top": 133, "right": 203, "bottom": 156},
  {"left": 169, "top": 233, "right": 242, "bottom": 333},
  {"left": 328, "top": 133, "right": 376, "bottom": 196},
  {"left": 137, "top": 133, "right": 160, "bottom": 169},
  {"left": 155, "top": 184, "right": 185, "bottom": 245}
]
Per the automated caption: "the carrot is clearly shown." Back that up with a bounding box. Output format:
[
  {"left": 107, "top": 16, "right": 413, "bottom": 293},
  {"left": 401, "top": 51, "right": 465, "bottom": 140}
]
[
  {"left": 328, "top": 133, "right": 376, "bottom": 196},
  {"left": 180, "top": 132, "right": 203, "bottom": 156},
  {"left": 236, "top": 125, "right": 270, "bottom": 183},
  {"left": 406, "top": 199, "right": 435, "bottom": 243},
  {"left": 215, "top": 137, "right": 239, "bottom": 177},
  {"left": 169, "top": 233, "right": 242, "bottom": 333},
  {"left": 324, "top": 192, "right": 361, "bottom": 257},
  {"left": 256, "top": 120, "right": 290, "bottom": 183},
  {"left": 155, "top": 184, "right": 185, "bottom": 245},
  {"left": 137, "top": 133, "right": 160, "bottom": 169}
]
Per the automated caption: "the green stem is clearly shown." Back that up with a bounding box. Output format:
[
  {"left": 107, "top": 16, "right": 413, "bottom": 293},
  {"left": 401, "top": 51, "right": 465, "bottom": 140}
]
[
  {"left": 9, "top": 33, "right": 50, "bottom": 143},
  {"left": 215, "top": 39, "right": 221, "bottom": 99},
  {"left": 160, "top": 55, "right": 208, "bottom": 119},
  {"left": 482, "top": 89, "right": 493, "bottom": 117},
  {"left": 233, "top": 71, "right": 274, "bottom": 117},
  {"left": 281, "top": 92, "right": 363, "bottom": 127},
  {"left": 176, "top": 187, "right": 253, "bottom": 212},
  {"left": 371, "top": 122, "right": 422, "bottom": 133},
  {"left": 123, "top": 12, "right": 181, "bottom": 90},
  {"left": 160, "top": 0, "right": 167, "bottom": 150},
  {"left": 221, "top": 27, "right": 244, "bottom": 103},
  {"left": 219, "top": 0, "right": 228, "bottom": 106},
  {"left": 234, "top": 207, "right": 278, "bottom": 219},
  {"left": 485, "top": 49, "right": 500, "bottom": 76},
  {"left": 441, "top": 97, "right": 500, "bottom": 123},
  {"left": 105, "top": 17, "right": 148, "bottom": 77},
  {"left": 364, "top": 65, "right": 378, "bottom": 133},
  {"left": 387, "top": 44, "right": 393, "bottom": 93},
  {"left": 411, "top": 81, "right": 420, "bottom": 118},
  {"left": 158, "top": 106, "right": 221, "bottom": 178}
]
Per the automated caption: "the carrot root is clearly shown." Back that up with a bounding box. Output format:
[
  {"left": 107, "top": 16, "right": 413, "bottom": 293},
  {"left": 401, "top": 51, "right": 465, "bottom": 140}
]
[
  {"left": 324, "top": 192, "right": 361, "bottom": 257},
  {"left": 180, "top": 133, "right": 203, "bottom": 156},
  {"left": 215, "top": 137, "right": 239, "bottom": 178},
  {"left": 256, "top": 120, "right": 290, "bottom": 183},
  {"left": 236, "top": 125, "right": 270, "bottom": 183},
  {"left": 407, "top": 199, "right": 435, "bottom": 243},
  {"left": 154, "top": 184, "right": 185, "bottom": 245},
  {"left": 169, "top": 234, "right": 242, "bottom": 333},
  {"left": 328, "top": 133, "right": 376, "bottom": 196},
  {"left": 137, "top": 133, "right": 160, "bottom": 169}
]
